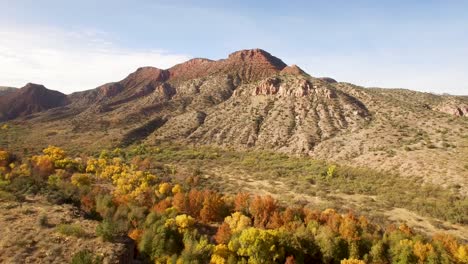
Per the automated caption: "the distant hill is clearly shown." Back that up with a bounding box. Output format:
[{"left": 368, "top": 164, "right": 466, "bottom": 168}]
[
  {"left": 0, "top": 83, "right": 69, "bottom": 121},
  {"left": 0, "top": 86, "right": 17, "bottom": 97}
]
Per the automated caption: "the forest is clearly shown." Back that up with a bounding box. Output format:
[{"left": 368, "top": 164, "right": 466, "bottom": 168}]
[{"left": 0, "top": 145, "right": 467, "bottom": 264}]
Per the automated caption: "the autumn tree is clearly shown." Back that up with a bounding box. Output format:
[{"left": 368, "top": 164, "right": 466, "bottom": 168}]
[
  {"left": 229, "top": 228, "right": 285, "bottom": 263},
  {"left": 215, "top": 223, "right": 232, "bottom": 245},
  {"left": 152, "top": 198, "right": 172, "bottom": 214},
  {"left": 249, "top": 195, "right": 277, "bottom": 228},
  {"left": 390, "top": 239, "right": 417, "bottom": 264},
  {"left": 316, "top": 225, "right": 348, "bottom": 263},
  {"left": 200, "top": 191, "right": 225, "bottom": 223},
  {"left": 234, "top": 192, "right": 250, "bottom": 214},
  {"left": 210, "top": 244, "right": 236, "bottom": 264},
  {"left": 224, "top": 212, "right": 252, "bottom": 233}
]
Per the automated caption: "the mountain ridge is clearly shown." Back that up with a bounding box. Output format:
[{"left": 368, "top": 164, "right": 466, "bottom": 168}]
[{"left": 0, "top": 49, "right": 467, "bottom": 194}]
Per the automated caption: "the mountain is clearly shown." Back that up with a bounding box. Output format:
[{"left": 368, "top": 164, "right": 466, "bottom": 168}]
[
  {"left": 0, "top": 83, "right": 69, "bottom": 121},
  {"left": 0, "top": 86, "right": 17, "bottom": 97},
  {"left": 0, "top": 49, "right": 467, "bottom": 193}
]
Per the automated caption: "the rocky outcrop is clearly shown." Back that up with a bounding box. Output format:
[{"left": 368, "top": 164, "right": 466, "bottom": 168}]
[
  {"left": 98, "top": 83, "right": 125, "bottom": 98},
  {"left": 436, "top": 102, "right": 468, "bottom": 116},
  {"left": 252, "top": 77, "right": 317, "bottom": 97}
]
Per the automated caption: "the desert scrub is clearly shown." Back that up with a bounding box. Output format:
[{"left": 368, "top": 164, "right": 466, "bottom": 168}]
[
  {"left": 38, "top": 213, "right": 48, "bottom": 227},
  {"left": 71, "top": 250, "right": 103, "bottom": 264},
  {"left": 96, "top": 219, "right": 124, "bottom": 242},
  {"left": 56, "top": 223, "right": 85, "bottom": 237}
]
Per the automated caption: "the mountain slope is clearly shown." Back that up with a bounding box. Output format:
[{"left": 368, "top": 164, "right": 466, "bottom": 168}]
[{"left": 0, "top": 49, "right": 466, "bottom": 194}]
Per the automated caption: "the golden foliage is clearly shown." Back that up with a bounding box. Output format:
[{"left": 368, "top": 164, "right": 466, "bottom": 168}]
[
  {"left": 175, "top": 214, "right": 195, "bottom": 230},
  {"left": 172, "top": 184, "right": 182, "bottom": 194},
  {"left": 224, "top": 212, "right": 251, "bottom": 233},
  {"left": 71, "top": 173, "right": 93, "bottom": 187},
  {"left": 340, "top": 259, "right": 365, "bottom": 264},
  {"left": 158, "top": 182, "right": 171, "bottom": 195}
]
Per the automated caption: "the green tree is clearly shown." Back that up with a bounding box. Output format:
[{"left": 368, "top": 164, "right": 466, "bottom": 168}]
[{"left": 229, "top": 228, "right": 285, "bottom": 264}]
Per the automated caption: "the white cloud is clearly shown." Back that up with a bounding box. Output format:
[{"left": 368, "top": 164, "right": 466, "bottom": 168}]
[{"left": 0, "top": 26, "right": 191, "bottom": 94}]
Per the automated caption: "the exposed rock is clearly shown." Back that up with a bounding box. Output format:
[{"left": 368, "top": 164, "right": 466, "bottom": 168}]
[
  {"left": 253, "top": 77, "right": 314, "bottom": 97},
  {"left": 436, "top": 102, "right": 468, "bottom": 116},
  {"left": 98, "top": 83, "right": 124, "bottom": 98},
  {"left": 253, "top": 78, "right": 282, "bottom": 95}
]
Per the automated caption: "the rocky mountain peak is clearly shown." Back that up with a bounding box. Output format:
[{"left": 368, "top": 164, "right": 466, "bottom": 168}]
[
  {"left": 226, "top": 49, "right": 287, "bottom": 70},
  {"left": 0, "top": 83, "right": 69, "bottom": 121},
  {"left": 281, "top": 64, "right": 306, "bottom": 75},
  {"left": 22, "top": 83, "right": 48, "bottom": 93},
  {"left": 122, "top": 67, "right": 169, "bottom": 86}
]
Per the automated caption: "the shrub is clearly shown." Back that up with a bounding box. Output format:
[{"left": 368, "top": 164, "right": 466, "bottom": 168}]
[
  {"left": 71, "top": 250, "right": 103, "bottom": 264},
  {"left": 96, "top": 219, "right": 123, "bottom": 241},
  {"left": 38, "top": 213, "right": 48, "bottom": 227},
  {"left": 71, "top": 173, "right": 93, "bottom": 187},
  {"left": 56, "top": 224, "right": 85, "bottom": 237}
]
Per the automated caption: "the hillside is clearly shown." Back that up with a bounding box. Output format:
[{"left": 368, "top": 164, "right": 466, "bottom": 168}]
[
  {"left": 0, "top": 49, "right": 466, "bottom": 194},
  {"left": 0, "top": 196, "right": 133, "bottom": 263}
]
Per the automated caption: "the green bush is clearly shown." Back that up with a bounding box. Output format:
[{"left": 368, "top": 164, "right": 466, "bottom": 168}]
[
  {"left": 95, "top": 219, "right": 123, "bottom": 241},
  {"left": 56, "top": 224, "right": 85, "bottom": 237},
  {"left": 71, "top": 250, "right": 103, "bottom": 264},
  {"left": 38, "top": 213, "right": 48, "bottom": 227}
]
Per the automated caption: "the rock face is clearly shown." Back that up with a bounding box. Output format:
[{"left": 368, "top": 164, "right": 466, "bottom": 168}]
[
  {"left": 252, "top": 77, "right": 318, "bottom": 97},
  {"left": 173, "top": 75, "right": 369, "bottom": 154},
  {"left": 0, "top": 83, "right": 69, "bottom": 121},
  {"left": 436, "top": 101, "right": 468, "bottom": 116}
]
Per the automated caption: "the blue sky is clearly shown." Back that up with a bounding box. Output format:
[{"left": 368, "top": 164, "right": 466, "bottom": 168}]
[{"left": 1, "top": 0, "right": 467, "bottom": 95}]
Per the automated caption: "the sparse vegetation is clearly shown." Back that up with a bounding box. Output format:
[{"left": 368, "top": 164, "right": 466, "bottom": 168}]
[
  {"left": 38, "top": 213, "right": 48, "bottom": 227},
  {"left": 71, "top": 250, "right": 103, "bottom": 264},
  {"left": 56, "top": 224, "right": 86, "bottom": 237},
  {"left": 0, "top": 145, "right": 466, "bottom": 263}
]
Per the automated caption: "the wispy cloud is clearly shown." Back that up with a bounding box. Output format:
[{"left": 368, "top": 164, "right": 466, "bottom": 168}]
[{"left": 0, "top": 26, "right": 191, "bottom": 94}]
